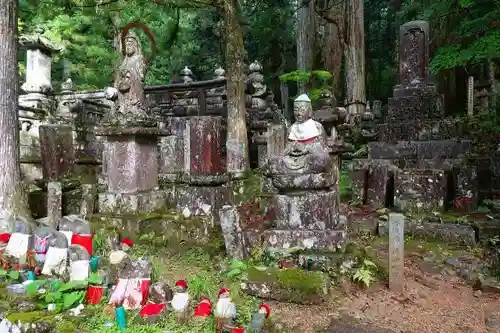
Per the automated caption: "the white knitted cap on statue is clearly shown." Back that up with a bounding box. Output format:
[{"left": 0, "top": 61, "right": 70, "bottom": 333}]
[{"left": 294, "top": 94, "right": 311, "bottom": 103}]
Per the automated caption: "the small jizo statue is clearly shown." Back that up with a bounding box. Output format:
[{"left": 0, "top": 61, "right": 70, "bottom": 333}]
[
  {"left": 105, "top": 31, "right": 149, "bottom": 124},
  {"left": 267, "top": 94, "right": 333, "bottom": 174}
]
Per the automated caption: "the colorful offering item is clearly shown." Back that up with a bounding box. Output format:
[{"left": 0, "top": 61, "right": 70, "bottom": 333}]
[
  {"left": 259, "top": 303, "right": 271, "bottom": 318},
  {"left": 89, "top": 256, "right": 99, "bottom": 272},
  {"left": 115, "top": 305, "right": 127, "bottom": 331},
  {"left": 86, "top": 285, "right": 106, "bottom": 305},
  {"left": 109, "top": 278, "right": 151, "bottom": 309},
  {"left": 232, "top": 328, "right": 245, "bottom": 333},
  {"left": 171, "top": 279, "right": 190, "bottom": 314},
  {"left": 139, "top": 302, "right": 166, "bottom": 317},
  {"left": 193, "top": 297, "right": 212, "bottom": 317},
  {"left": 27, "top": 271, "right": 35, "bottom": 281},
  {"left": 71, "top": 233, "right": 93, "bottom": 256},
  {"left": 121, "top": 238, "right": 134, "bottom": 251}
]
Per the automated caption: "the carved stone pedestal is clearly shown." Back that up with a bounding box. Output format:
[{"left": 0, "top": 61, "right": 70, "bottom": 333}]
[
  {"left": 261, "top": 173, "right": 345, "bottom": 251},
  {"left": 96, "top": 126, "right": 168, "bottom": 214}
]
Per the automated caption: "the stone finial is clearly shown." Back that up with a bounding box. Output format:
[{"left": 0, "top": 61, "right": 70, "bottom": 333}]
[
  {"left": 60, "top": 78, "right": 74, "bottom": 93},
  {"left": 214, "top": 66, "right": 226, "bottom": 79},
  {"left": 249, "top": 60, "right": 263, "bottom": 73},
  {"left": 180, "top": 66, "right": 194, "bottom": 83}
]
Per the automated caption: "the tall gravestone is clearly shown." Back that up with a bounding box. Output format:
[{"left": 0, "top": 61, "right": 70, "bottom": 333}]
[{"left": 362, "top": 21, "right": 474, "bottom": 211}]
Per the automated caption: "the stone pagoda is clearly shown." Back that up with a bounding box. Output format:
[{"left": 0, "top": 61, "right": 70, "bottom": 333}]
[{"left": 355, "top": 21, "right": 474, "bottom": 211}]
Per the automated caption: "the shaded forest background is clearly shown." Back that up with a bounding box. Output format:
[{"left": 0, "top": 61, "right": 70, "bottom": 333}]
[{"left": 18, "top": 0, "right": 500, "bottom": 114}]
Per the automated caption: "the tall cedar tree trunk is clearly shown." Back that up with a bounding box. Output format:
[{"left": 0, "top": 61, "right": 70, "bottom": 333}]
[
  {"left": 0, "top": 0, "right": 27, "bottom": 225},
  {"left": 297, "top": 0, "right": 316, "bottom": 94},
  {"left": 223, "top": 0, "right": 249, "bottom": 177},
  {"left": 344, "top": 0, "right": 366, "bottom": 116},
  {"left": 322, "top": 1, "right": 345, "bottom": 105}
]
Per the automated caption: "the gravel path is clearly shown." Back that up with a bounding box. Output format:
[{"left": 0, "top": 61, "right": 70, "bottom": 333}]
[{"left": 270, "top": 257, "right": 500, "bottom": 333}]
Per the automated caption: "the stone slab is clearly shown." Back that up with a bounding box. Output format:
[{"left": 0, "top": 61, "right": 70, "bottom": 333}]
[
  {"left": 379, "top": 220, "right": 476, "bottom": 247},
  {"left": 367, "top": 164, "right": 390, "bottom": 208},
  {"left": 394, "top": 169, "right": 447, "bottom": 211},
  {"left": 98, "top": 190, "right": 166, "bottom": 215},
  {"left": 270, "top": 191, "right": 339, "bottom": 230},
  {"left": 262, "top": 229, "right": 346, "bottom": 251},
  {"left": 368, "top": 140, "right": 471, "bottom": 160}
]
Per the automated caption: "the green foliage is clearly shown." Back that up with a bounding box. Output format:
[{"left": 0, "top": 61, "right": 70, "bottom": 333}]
[
  {"left": 279, "top": 69, "right": 333, "bottom": 102},
  {"left": 224, "top": 259, "right": 248, "bottom": 281},
  {"left": 339, "top": 170, "right": 353, "bottom": 201},
  {"left": 352, "top": 259, "right": 377, "bottom": 287}
]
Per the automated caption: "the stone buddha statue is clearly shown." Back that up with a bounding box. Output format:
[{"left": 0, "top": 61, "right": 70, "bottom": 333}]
[
  {"left": 104, "top": 31, "right": 151, "bottom": 125},
  {"left": 267, "top": 94, "right": 333, "bottom": 175}
]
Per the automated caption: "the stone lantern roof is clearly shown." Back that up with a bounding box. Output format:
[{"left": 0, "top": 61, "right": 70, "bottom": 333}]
[{"left": 19, "top": 26, "right": 63, "bottom": 54}]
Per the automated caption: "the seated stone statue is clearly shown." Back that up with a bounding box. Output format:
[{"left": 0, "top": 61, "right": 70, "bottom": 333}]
[{"left": 267, "top": 94, "right": 333, "bottom": 175}]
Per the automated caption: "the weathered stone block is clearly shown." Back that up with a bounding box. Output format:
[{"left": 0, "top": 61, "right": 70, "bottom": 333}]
[
  {"left": 241, "top": 267, "right": 328, "bottom": 304},
  {"left": 39, "top": 124, "right": 74, "bottom": 181},
  {"left": 394, "top": 169, "right": 446, "bottom": 211},
  {"left": 188, "top": 116, "right": 225, "bottom": 177},
  {"left": 98, "top": 191, "right": 166, "bottom": 215},
  {"left": 159, "top": 117, "right": 186, "bottom": 183},
  {"left": 367, "top": 164, "right": 390, "bottom": 208},
  {"left": 262, "top": 229, "right": 345, "bottom": 251},
  {"left": 269, "top": 172, "right": 335, "bottom": 191},
  {"left": 368, "top": 142, "right": 416, "bottom": 160},
  {"left": 175, "top": 185, "right": 231, "bottom": 220},
  {"left": 219, "top": 205, "right": 246, "bottom": 259},
  {"left": 351, "top": 169, "right": 367, "bottom": 204},
  {"left": 270, "top": 191, "right": 339, "bottom": 230},
  {"left": 97, "top": 127, "right": 168, "bottom": 195}
]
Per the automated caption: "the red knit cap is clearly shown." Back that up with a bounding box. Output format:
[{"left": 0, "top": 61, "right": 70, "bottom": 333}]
[
  {"left": 259, "top": 303, "right": 271, "bottom": 318},
  {"left": 175, "top": 280, "right": 188, "bottom": 289},
  {"left": 121, "top": 238, "right": 134, "bottom": 247},
  {"left": 218, "top": 288, "right": 229, "bottom": 297}
]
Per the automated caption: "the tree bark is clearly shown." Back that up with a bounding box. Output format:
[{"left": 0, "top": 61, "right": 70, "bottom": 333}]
[
  {"left": 0, "top": 0, "right": 28, "bottom": 228},
  {"left": 223, "top": 0, "right": 249, "bottom": 177},
  {"left": 344, "top": 0, "right": 366, "bottom": 117},
  {"left": 322, "top": 1, "right": 345, "bottom": 105},
  {"left": 297, "top": 0, "right": 316, "bottom": 93}
]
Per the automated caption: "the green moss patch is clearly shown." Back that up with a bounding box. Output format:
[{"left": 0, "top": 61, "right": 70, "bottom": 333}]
[{"left": 245, "top": 266, "right": 327, "bottom": 304}]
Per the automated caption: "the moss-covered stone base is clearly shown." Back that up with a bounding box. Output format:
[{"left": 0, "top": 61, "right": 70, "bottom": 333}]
[{"left": 241, "top": 266, "right": 329, "bottom": 304}]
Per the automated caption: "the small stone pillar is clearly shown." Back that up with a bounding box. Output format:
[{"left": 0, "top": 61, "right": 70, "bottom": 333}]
[
  {"left": 39, "top": 124, "right": 75, "bottom": 181},
  {"left": 80, "top": 184, "right": 96, "bottom": 218},
  {"left": 176, "top": 116, "right": 230, "bottom": 221},
  {"left": 261, "top": 124, "right": 285, "bottom": 194},
  {"left": 47, "top": 182, "right": 62, "bottom": 228},
  {"left": 96, "top": 126, "right": 168, "bottom": 215}
]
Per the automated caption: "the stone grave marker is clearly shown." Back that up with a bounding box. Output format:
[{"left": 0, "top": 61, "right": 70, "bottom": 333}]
[{"left": 388, "top": 212, "right": 405, "bottom": 293}]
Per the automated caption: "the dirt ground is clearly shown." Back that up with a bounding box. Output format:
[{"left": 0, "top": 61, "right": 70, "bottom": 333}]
[{"left": 270, "top": 252, "right": 500, "bottom": 333}]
